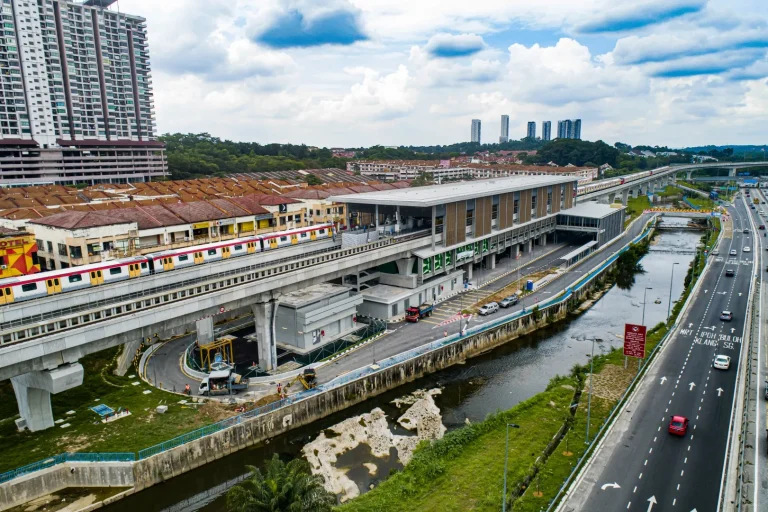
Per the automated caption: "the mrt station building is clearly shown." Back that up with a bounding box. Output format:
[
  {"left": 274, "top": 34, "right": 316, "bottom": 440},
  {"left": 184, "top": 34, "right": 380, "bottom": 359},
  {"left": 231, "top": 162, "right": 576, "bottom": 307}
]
[{"left": 330, "top": 176, "right": 580, "bottom": 320}]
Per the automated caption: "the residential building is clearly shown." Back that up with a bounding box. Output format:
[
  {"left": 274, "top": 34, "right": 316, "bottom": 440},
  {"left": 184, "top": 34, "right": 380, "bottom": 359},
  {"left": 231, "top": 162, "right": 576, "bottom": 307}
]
[
  {"left": 557, "top": 120, "right": 571, "bottom": 139},
  {"left": 571, "top": 119, "right": 582, "bottom": 140},
  {"left": 0, "top": 228, "right": 40, "bottom": 277},
  {"left": 526, "top": 122, "right": 536, "bottom": 140},
  {"left": 499, "top": 115, "right": 509, "bottom": 143},
  {"left": 0, "top": 0, "right": 167, "bottom": 186},
  {"left": 471, "top": 119, "right": 481, "bottom": 144},
  {"left": 542, "top": 121, "right": 552, "bottom": 141}
]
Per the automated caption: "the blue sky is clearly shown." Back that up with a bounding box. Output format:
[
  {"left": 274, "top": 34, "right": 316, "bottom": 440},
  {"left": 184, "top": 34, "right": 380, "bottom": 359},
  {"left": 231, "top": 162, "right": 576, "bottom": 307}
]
[{"left": 123, "top": 0, "right": 768, "bottom": 148}]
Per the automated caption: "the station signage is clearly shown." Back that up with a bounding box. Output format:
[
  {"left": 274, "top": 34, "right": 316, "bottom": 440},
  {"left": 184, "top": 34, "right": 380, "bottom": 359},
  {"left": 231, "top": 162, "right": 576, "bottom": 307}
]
[{"left": 624, "top": 323, "right": 646, "bottom": 358}]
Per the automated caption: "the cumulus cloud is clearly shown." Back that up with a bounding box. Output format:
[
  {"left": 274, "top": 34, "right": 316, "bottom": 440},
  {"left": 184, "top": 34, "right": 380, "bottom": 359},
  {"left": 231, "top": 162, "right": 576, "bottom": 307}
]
[
  {"left": 575, "top": 0, "right": 705, "bottom": 33},
  {"left": 503, "top": 38, "right": 648, "bottom": 105},
  {"left": 251, "top": 0, "right": 367, "bottom": 48},
  {"left": 424, "top": 33, "right": 486, "bottom": 58}
]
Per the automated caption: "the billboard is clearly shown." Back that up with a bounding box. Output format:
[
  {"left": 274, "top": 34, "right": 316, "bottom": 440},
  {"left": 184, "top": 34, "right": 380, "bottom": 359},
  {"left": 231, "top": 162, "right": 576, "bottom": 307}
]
[{"left": 624, "top": 323, "right": 647, "bottom": 358}]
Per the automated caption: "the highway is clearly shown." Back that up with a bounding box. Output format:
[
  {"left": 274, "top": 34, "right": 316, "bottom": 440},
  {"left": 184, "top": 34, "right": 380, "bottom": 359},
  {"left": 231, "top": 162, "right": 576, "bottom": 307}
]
[{"left": 559, "top": 198, "right": 754, "bottom": 511}]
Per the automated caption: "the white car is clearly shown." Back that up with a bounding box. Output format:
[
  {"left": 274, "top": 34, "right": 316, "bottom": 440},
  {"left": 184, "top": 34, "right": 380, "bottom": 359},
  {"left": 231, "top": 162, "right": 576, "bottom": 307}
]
[
  {"left": 478, "top": 302, "right": 499, "bottom": 316},
  {"left": 713, "top": 354, "right": 731, "bottom": 370},
  {"left": 730, "top": 249, "right": 738, "bottom": 256},
  {"left": 744, "top": 246, "right": 751, "bottom": 252}
]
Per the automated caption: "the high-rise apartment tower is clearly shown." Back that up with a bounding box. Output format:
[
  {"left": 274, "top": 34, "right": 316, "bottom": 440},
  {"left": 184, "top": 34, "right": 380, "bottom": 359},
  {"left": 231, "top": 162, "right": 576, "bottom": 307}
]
[
  {"left": 542, "top": 121, "right": 551, "bottom": 141},
  {"left": 471, "top": 119, "right": 481, "bottom": 144},
  {"left": 526, "top": 121, "right": 536, "bottom": 140},
  {"left": 0, "top": 0, "right": 166, "bottom": 185},
  {"left": 499, "top": 115, "right": 509, "bottom": 143}
]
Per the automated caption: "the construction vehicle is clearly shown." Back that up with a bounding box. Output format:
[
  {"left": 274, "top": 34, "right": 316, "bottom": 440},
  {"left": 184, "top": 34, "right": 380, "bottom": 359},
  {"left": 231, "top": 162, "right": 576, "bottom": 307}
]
[
  {"left": 287, "top": 368, "right": 318, "bottom": 390},
  {"left": 406, "top": 303, "right": 433, "bottom": 322},
  {"left": 198, "top": 369, "right": 249, "bottom": 396}
]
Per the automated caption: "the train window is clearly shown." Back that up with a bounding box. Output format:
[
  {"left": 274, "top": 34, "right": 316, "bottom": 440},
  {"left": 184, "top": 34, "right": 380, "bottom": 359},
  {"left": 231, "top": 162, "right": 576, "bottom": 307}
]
[
  {"left": 280, "top": 236, "right": 287, "bottom": 242},
  {"left": 319, "top": 229, "right": 325, "bottom": 234},
  {"left": 300, "top": 233, "right": 307, "bottom": 238},
  {"left": 109, "top": 268, "right": 121, "bottom": 275},
  {"left": 178, "top": 255, "right": 189, "bottom": 262},
  {"left": 21, "top": 283, "right": 37, "bottom": 292},
  {"left": 141, "top": 262, "right": 147, "bottom": 269},
  {"left": 68, "top": 275, "right": 83, "bottom": 283},
  {"left": 208, "top": 249, "right": 216, "bottom": 255},
  {"left": 234, "top": 244, "right": 242, "bottom": 250},
  {"left": 3, "top": 288, "right": 9, "bottom": 295}
]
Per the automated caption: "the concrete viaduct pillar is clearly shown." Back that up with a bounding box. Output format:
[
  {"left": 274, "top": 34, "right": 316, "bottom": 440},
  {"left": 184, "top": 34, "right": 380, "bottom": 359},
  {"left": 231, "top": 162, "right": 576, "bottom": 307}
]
[
  {"left": 11, "top": 363, "right": 83, "bottom": 431},
  {"left": 686, "top": 170, "right": 693, "bottom": 180},
  {"left": 539, "top": 234, "right": 547, "bottom": 247},
  {"left": 729, "top": 168, "right": 737, "bottom": 177},
  {"left": 621, "top": 189, "right": 629, "bottom": 205},
  {"left": 252, "top": 295, "right": 280, "bottom": 372}
]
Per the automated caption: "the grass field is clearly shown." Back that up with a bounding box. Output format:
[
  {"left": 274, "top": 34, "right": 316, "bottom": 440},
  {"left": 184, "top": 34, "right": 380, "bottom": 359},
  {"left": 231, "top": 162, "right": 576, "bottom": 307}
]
[
  {"left": 0, "top": 346, "right": 239, "bottom": 473},
  {"left": 625, "top": 195, "right": 651, "bottom": 228}
]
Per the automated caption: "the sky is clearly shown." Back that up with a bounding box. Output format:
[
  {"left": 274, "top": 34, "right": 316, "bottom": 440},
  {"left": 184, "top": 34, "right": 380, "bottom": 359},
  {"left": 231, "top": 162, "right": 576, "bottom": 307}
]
[{"left": 119, "top": 0, "right": 768, "bottom": 148}]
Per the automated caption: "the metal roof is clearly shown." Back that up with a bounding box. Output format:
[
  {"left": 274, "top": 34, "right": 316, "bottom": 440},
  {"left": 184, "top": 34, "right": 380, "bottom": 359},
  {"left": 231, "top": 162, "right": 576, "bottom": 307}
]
[
  {"left": 329, "top": 175, "right": 578, "bottom": 207},
  {"left": 558, "top": 201, "right": 622, "bottom": 220},
  {"left": 560, "top": 240, "right": 598, "bottom": 261}
]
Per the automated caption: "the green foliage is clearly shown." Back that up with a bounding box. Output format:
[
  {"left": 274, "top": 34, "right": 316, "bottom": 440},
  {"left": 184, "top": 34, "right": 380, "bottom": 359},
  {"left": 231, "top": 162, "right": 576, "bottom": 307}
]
[
  {"left": 536, "top": 139, "right": 619, "bottom": 167},
  {"left": 531, "top": 305, "right": 542, "bottom": 321},
  {"left": 410, "top": 172, "right": 434, "bottom": 187},
  {"left": 610, "top": 240, "right": 649, "bottom": 290},
  {"left": 227, "top": 454, "right": 335, "bottom": 512},
  {"left": 304, "top": 174, "right": 323, "bottom": 186},
  {"left": 159, "top": 133, "right": 349, "bottom": 180}
]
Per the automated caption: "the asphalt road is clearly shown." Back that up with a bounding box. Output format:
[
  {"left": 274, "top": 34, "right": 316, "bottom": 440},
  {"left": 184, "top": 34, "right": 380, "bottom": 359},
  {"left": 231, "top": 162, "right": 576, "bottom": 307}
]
[
  {"left": 318, "top": 215, "right": 651, "bottom": 384},
  {"left": 560, "top": 199, "right": 753, "bottom": 512}
]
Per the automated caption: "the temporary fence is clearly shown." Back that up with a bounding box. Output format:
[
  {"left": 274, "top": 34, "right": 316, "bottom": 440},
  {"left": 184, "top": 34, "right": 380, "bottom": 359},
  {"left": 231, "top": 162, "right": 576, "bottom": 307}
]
[{"left": 2, "top": 217, "right": 658, "bottom": 483}]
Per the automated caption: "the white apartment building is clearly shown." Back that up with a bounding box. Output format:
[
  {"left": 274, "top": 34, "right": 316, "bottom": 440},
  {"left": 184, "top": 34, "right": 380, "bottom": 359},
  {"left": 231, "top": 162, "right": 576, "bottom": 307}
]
[
  {"left": 471, "top": 119, "right": 481, "bottom": 143},
  {"left": 0, "top": 0, "right": 166, "bottom": 185}
]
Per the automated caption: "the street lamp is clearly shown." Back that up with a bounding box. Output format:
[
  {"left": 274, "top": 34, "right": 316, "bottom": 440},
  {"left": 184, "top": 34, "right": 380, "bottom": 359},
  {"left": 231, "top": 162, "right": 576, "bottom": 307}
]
[
  {"left": 502, "top": 423, "right": 522, "bottom": 512},
  {"left": 585, "top": 337, "right": 602, "bottom": 444},
  {"left": 641, "top": 286, "right": 653, "bottom": 327},
  {"left": 667, "top": 263, "right": 680, "bottom": 321}
]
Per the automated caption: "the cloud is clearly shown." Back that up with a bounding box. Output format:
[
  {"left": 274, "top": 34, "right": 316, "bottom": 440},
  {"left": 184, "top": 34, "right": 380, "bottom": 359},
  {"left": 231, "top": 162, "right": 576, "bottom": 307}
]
[
  {"left": 407, "top": 45, "right": 502, "bottom": 87},
  {"left": 647, "top": 49, "right": 766, "bottom": 77},
  {"left": 575, "top": 0, "right": 705, "bottom": 33},
  {"left": 424, "top": 33, "right": 486, "bottom": 58},
  {"left": 503, "top": 38, "right": 648, "bottom": 105},
  {"left": 252, "top": 1, "right": 367, "bottom": 48}
]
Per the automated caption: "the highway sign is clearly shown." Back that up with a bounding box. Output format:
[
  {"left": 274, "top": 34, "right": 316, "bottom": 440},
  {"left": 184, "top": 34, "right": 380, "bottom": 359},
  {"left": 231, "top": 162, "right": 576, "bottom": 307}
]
[{"left": 624, "top": 323, "right": 646, "bottom": 358}]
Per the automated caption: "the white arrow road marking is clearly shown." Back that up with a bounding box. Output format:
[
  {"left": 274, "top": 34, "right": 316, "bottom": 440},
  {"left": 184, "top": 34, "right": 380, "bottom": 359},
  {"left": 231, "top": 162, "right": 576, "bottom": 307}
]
[
  {"left": 689, "top": 382, "right": 696, "bottom": 391},
  {"left": 717, "top": 387, "right": 724, "bottom": 396},
  {"left": 704, "top": 289, "right": 708, "bottom": 294},
  {"left": 739, "top": 292, "right": 742, "bottom": 296},
  {"left": 703, "top": 326, "right": 716, "bottom": 331},
  {"left": 717, "top": 291, "right": 727, "bottom": 295},
  {"left": 731, "top": 328, "right": 736, "bottom": 333},
  {"left": 689, "top": 323, "right": 694, "bottom": 328},
  {"left": 647, "top": 495, "right": 657, "bottom": 511},
  {"left": 660, "top": 376, "right": 667, "bottom": 384},
  {"left": 601, "top": 482, "right": 621, "bottom": 490}
]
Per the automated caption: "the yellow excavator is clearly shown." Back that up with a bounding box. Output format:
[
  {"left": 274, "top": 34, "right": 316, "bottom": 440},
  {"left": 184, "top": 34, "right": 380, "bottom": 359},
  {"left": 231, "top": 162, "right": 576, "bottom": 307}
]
[{"left": 287, "top": 368, "right": 317, "bottom": 390}]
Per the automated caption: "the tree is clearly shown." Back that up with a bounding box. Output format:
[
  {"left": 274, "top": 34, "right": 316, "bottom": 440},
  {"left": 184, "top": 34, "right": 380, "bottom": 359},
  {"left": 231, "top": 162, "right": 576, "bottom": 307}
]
[
  {"left": 226, "top": 455, "right": 335, "bottom": 512},
  {"left": 411, "top": 172, "right": 434, "bottom": 187},
  {"left": 305, "top": 174, "right": 323, "bottom": 186}
]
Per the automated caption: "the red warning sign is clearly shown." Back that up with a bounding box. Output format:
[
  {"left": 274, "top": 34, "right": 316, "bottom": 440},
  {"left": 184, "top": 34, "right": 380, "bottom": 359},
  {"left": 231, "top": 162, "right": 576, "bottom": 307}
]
[{"left": 624, "top": 323, "right": 646, "bottom": 358}]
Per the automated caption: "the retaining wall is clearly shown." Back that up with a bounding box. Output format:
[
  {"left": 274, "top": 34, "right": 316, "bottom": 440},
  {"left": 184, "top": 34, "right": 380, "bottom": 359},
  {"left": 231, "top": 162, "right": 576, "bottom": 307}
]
[{"left": 0, "top": 463, "right": 134, "bottom": 510}]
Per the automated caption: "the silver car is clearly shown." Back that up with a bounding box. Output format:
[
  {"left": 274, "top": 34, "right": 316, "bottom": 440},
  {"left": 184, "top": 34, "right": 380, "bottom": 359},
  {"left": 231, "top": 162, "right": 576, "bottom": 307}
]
[{"left": 478, "top": 302, "right": 499, "bottom": 315}]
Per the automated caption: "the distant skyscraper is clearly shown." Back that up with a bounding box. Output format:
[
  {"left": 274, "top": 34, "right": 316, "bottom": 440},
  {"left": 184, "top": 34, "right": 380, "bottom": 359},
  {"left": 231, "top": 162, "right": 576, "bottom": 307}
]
[
  {"left": 527, "top": 122, "right": 536, "bottom": 139},
  {"left": 542, "top": 121, "right": 552, "bottom": 141},
  {"left": 572, "top": 119, "right": 582, "bottom": 140},
  {"left": 471, "top": 119, "right": 482, "bottom": 144},
  {"left": 499, "top": 115, "right": 509, "bottom": 143}
]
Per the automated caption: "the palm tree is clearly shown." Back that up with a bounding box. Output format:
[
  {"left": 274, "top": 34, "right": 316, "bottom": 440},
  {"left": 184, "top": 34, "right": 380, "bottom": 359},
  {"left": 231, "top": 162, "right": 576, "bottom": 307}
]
[{"left": 226, "top": 454, "right": 335, "bottom": 512}]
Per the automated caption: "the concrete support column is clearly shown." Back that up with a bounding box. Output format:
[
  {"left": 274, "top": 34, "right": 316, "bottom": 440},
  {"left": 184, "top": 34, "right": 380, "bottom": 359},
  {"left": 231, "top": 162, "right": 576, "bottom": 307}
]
[
  {"left": 395, "top": 205, "right": 401, "bottom": 233},
  {"left": 686, "top": 170, "right": 693, "bottom": 180},
  {"left": 512, "top": 244, "right": 520, "bottom": 260},
  {"left": 11, "top": 363, "right": 84, "bottom": 432},
  {"left": 395, "top": 257, "right": 414, "bottom": 275},
  {"left": 522, "top": 239, "right": 533, "bottom": 253},
  {"left": 486, "top": 253, "right": 496, "bottom": 270},
  {"left": 608, "top": 192, "right": 616, "bottom": 203},
  {"left": 729, "top": 168, "right": 736, "bottom": 177},
  {"left": 375, "top": 204, "right": 379, "bottom": 233},
  {"left": 196, "top": 316, "right": 215, "bottom": 346},
  {"left": 539, "top": 234, "right": 547, "bottom": 247},
  {"left": 465, "top": 263, "right": 473, "bottom": 280},
  {"left": 622, "top": 189, "right": 629, "bottom": 205},
  {"left": 114, "top": 339, "right": 142, "bottom": 376},
  {"left": 252, "top": 298, "right": 280, "bottom": 371}
]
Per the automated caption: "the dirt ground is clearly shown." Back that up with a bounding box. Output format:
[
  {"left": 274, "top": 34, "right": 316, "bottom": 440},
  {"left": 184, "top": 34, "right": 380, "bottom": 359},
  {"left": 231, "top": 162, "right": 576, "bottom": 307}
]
[{"left": 583, "top": 363, "right": 638, "bottom": 402}]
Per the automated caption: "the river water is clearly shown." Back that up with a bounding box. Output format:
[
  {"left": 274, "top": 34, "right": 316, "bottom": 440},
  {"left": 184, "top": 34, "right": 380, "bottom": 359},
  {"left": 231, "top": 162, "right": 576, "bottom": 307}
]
[{"left": 105, "top": 227, "right": 701, "bottom": 512}]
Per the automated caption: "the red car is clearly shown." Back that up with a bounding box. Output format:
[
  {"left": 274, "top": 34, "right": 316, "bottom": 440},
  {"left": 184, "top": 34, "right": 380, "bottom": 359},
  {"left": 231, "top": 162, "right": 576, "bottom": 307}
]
[{"left": 668, "top": 415, "right": 689, "bottom": 436}]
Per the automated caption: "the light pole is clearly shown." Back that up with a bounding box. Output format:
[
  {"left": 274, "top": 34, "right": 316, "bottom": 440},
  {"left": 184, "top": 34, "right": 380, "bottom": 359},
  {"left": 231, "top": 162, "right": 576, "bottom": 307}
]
[
  {"left": 585, "top": 337, "right": 602, "bottom": 444},
  {"left": 667, "top": 263, "right": 680, "bottom": 321},
  {"left": 641, "top": 286, "right": 653, "bottom": 327},
  {"left": 502, "top": 423, "right": 521, "bottom": 512}
]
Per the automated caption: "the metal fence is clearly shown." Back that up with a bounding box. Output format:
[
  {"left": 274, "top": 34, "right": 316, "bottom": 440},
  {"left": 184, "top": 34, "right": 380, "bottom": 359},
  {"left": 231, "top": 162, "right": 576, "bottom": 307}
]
[
  {"left": 0, "top": 452, "right": 135, "bottom": 484},
  {"left": 1, "top": 218, "right": 657, "bottom": 483}
]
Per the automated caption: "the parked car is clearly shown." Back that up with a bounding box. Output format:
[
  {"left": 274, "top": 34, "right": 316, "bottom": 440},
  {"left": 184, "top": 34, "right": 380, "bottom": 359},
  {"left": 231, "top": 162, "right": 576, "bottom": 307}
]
[
  {"left": 478, "top": 302, "right": 499, "bottom": 316},
  {"left": 499, "top": 296, "right": 519, "bottom": 308},
  {"left": 760, "top": 225, "right": 766, "bottom": 230},
  {"left": 720, "top": 310, "right": 733, "bottom": 321},
  {"left": 713, "top": 354, "right": 731, "bottom": 370},
  {"left": 668, "top": 415, "right": 689, "bottom": 436},
  {"left": 726, "top": 269, "right": 735, "bottom": 277}
]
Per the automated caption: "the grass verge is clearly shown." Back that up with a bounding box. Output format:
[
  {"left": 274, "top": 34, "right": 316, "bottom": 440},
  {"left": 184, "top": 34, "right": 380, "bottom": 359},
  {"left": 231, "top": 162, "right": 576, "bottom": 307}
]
[
  {"left": 625, "top": 196, "right": 651, "bottom": 228},
  {"left": 0, "top": 346, "right": 239, "bottom": 473}
]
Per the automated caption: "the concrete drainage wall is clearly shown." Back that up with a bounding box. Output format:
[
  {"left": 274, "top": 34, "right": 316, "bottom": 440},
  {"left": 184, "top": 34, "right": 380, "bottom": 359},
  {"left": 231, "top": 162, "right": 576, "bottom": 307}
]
[{"left": 0, "top": 463, "right": 134, "bottom": 511}]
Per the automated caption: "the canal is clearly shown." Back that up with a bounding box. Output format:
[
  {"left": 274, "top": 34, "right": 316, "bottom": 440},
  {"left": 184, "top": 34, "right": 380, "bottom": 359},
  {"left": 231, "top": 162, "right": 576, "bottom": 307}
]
[{"left": 105, "top": 227, "right": 702, "bottom": 512}]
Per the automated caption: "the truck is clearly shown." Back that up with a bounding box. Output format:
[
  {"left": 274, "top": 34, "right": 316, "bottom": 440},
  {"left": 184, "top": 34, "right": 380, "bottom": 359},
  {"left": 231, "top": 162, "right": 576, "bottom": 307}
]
[
  {"left": 198, "top": 369, "right": 249, "bottom": 396},
  {"left": 405, "top": 303, "right": 433, "bottom": 322}
]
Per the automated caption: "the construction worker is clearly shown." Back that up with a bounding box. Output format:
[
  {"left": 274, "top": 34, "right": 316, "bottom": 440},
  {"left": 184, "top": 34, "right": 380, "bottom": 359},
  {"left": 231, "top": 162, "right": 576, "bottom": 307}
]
[{"left": 184, "top": 383, "right": 191, "bottom": 395}]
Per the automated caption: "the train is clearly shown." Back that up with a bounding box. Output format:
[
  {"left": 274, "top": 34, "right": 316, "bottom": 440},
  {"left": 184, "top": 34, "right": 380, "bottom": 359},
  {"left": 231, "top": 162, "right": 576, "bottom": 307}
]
[
  {"left": 576, "top": 170, "right": 655, "bottom": 196},
  {"left": 0, "top": 223, "right": 335, "bottom": 305}
]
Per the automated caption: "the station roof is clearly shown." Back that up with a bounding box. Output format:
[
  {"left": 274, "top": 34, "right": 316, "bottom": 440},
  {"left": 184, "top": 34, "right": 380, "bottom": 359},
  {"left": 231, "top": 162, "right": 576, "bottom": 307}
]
[
  {"left": 558, "top": 201, "right": 622, "bottom": 220},
  {"left": 329, "top": 175, "right": 578, "bottom": 207}
]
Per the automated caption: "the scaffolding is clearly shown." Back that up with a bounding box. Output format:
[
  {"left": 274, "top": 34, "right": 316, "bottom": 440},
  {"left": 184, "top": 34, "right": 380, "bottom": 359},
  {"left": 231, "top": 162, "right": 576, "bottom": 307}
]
[{"left": 199, "top": 335, "right": 236, "bottom": 372}]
